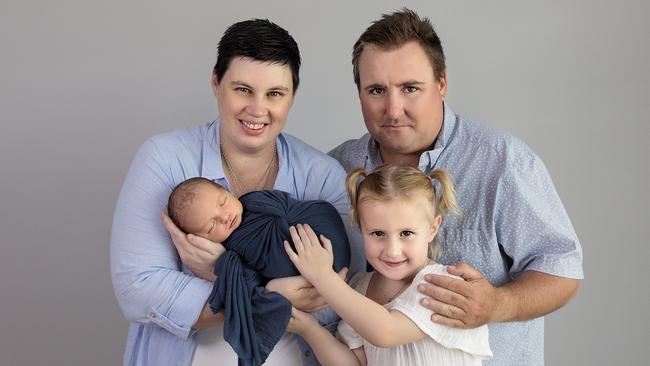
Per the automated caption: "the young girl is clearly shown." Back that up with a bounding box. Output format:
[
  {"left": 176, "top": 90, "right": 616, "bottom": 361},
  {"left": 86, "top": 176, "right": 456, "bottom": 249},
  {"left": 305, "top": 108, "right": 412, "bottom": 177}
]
[{"left": 284, "top": 164, "right": 492, "bottom": 366}]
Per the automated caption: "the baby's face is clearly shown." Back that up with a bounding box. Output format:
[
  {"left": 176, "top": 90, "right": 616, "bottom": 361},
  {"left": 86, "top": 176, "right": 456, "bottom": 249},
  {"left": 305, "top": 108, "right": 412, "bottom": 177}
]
[{"left": 183, "top": 184, "right": 243, "bottom": 243}]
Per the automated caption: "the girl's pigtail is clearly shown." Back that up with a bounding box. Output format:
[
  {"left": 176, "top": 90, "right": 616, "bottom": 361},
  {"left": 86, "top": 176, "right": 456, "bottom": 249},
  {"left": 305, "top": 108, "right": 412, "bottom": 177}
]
[
  {"left": 429, "top": 169, "right": 460, "bottom": 217},
  {"left": 346, "top": 168, "right": 367, "bottom": 226}
]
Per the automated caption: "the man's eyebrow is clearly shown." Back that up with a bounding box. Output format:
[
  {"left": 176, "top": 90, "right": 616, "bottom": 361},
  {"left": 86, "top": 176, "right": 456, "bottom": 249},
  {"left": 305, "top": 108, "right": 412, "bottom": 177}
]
[
  {"left": 398, "top": 80, "right": 425, "bottom": 87},
  {"left": 269, "top": 86, "right": 290, "bottom": 92},
  {"left": 363, "top": 80, "right": 425, "bottom": 91}
]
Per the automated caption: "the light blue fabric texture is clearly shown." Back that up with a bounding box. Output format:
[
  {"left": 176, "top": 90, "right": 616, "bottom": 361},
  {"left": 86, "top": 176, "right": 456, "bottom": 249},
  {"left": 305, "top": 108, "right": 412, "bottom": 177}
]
[
  {"left": 328, "top": 102, "right": 583, "bottom": 366},
  {"left": 111, "top": 119, "right": 363, "bottom": 366}
]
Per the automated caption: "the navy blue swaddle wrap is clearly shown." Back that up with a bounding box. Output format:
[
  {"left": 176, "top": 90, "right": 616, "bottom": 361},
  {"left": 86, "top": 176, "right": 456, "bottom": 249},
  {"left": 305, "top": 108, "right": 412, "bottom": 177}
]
[{"left": 207, "top": 190, "right": 350, "bottom": 366}]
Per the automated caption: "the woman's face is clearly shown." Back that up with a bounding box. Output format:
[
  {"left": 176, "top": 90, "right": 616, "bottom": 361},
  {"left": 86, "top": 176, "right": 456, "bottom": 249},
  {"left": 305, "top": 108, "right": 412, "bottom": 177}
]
[{"left": 213, "top": 57, "right": 294, "bottom": 154}]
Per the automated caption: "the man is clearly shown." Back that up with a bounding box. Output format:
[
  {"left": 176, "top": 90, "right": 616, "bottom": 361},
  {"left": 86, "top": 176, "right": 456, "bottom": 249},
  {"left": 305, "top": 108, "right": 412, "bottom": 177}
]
[{"left": 329, "top": 9, "right": 583, "bottom": 365}]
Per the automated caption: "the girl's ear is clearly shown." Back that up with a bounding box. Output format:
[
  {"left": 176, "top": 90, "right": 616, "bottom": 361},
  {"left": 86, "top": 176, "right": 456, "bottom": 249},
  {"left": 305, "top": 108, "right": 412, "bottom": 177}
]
[{"left": 429, "top": 215, "right": 442, "bottom": 241}]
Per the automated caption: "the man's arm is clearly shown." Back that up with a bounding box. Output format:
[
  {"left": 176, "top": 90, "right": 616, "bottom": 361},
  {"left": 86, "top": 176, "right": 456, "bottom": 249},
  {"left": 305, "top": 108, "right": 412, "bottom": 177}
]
[
  {"left": 418, "top": 264, "right": 580, "bottom": 328},
  {"left": 420, "top": 141, "right": 583, "bottom": 328}
]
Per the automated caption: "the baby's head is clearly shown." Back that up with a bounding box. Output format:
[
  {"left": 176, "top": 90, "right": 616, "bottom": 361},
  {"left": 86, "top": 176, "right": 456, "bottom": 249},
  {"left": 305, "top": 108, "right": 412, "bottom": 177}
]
[{"left": 168, "top": 177, "right": 243, "bottom": 243}]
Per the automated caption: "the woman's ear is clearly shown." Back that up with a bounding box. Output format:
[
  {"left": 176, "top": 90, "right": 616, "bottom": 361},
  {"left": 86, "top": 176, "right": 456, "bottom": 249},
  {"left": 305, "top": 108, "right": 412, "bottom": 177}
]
[{"left": 211, "top": 72, "right": 219, "bottom": 97}]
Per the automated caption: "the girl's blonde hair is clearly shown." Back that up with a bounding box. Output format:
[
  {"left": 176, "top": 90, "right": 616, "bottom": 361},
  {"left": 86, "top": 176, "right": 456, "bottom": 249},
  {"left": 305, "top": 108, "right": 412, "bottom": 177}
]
[{"left": 346, "top": 164, "right": 460, "bottom": 259}]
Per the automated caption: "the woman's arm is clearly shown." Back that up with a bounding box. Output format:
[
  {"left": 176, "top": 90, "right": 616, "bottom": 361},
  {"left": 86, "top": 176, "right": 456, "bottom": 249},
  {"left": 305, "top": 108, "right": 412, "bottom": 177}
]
[
  {"left": 266, "top": 273, "right": 349, "bottom": 313},
  {"left": 288, "top": 307, "right": 365, "bottom": 366},
  {"left": 110, "top": 138, "right": 215, "bottom": 338},
  {"left": 285, "top": 225, "right": 426, "bottom": 348},
  {"left": 192, "top": 303, "right": 225, "bottom": 328}
]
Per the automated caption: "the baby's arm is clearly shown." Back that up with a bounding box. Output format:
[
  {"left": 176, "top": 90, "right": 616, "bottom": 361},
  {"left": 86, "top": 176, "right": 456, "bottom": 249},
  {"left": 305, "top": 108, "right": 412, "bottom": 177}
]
[
  {"left": 285, "top": 225, "right": 427, "bottom": 348},
  {"left": 288, "top": 307, "right": 365, "bottom": 366}
]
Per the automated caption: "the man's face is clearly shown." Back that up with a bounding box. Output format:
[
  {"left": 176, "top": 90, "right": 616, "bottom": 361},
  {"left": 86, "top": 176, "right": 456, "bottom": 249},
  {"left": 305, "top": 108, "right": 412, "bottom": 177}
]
[
  {"left": 183, "top": 184, "right": 244, "bottom": 243},
  {"left": 213, "top": 57, "right": 294, "bottom": 154},
  {"left": 357, "top": 41, "right": 447, "bottom": 160}
]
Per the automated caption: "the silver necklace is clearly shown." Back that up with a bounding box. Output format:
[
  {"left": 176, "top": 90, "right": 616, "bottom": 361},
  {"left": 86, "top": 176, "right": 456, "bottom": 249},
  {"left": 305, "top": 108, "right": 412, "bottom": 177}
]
[{"left": 220, "top": 144, "right": 277, "bottom": 196}]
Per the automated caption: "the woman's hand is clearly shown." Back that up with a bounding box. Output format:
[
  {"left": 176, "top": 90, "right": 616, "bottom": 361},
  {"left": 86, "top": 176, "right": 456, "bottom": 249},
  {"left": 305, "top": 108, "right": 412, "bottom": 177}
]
[
  {"left": 161, "top": 212, "right": 225, "bottom": 282},
  {"left": 284, "top": 224, "right": 335, "bottom": 284},
  {"left": 266, "top": 268, "right": 348, "bottom": 312},
  {"left": 266, "top": 275, "right": 327, "bottom": 312}
]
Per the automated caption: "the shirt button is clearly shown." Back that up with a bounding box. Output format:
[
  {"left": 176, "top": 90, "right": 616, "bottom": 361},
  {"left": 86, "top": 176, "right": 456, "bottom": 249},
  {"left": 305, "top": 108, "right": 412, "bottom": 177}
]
[
  {"left": 149, "top": 312, "right": 156, "bottom": 319},
  {"left": 304, "top": 350, "right": 311, "bottom": 358}
]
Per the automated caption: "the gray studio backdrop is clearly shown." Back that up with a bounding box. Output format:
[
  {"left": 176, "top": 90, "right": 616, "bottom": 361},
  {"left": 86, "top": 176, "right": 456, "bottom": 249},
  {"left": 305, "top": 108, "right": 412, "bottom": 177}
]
[{"left": 1, "top": 1, "right": 648, "bottom": 365}]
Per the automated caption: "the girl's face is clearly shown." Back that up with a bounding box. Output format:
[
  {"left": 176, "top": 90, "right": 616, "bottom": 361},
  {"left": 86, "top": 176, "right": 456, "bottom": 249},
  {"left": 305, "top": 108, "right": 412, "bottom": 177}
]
[{"left": 358, "top": 196, "right": 440, "bottom": 281}]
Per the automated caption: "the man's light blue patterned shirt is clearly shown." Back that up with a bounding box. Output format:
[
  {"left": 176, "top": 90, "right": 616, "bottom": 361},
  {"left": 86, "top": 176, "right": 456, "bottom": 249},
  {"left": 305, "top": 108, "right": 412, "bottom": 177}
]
[{"left": 329, "top": 102, "right": 583, "bottom": 366}]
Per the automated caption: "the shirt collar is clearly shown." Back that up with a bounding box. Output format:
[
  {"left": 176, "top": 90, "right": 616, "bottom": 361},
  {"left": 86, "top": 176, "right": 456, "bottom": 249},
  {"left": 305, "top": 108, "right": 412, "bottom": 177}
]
[
  {"left": 435, "top": 101, "right": 457, "bottom": 151},
  {"left": 366, "top": 101, "right": 457, "bottom": 170},
  {"left": 201, "top": 119, "right": 226, "bottom": 181}
]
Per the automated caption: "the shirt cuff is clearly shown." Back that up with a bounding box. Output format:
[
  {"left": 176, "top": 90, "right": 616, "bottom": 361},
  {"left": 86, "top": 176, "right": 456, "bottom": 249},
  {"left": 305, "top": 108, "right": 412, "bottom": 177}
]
[{"left": 148, "top": 277, "right": 213, "bottom": 339}]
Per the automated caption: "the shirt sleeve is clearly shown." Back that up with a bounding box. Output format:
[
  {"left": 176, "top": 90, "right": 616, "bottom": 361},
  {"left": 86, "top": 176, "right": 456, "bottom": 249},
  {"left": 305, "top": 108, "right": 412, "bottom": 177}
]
[
  {"left": 336, "top": 320, "right": 364, "bottom": 350},
  {"left": 391, "top": 265, "right": 493, "bottom": 360},
  {"left": 110, "top": 137, "right": 213, "bottom": 340},
  {"left": 495, "top": 149, "right": 583, "bottom": 279}
]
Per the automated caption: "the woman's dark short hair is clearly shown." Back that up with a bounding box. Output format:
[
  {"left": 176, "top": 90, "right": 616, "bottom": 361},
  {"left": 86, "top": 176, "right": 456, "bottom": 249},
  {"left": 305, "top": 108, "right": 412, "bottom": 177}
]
[
  {"left": 214, "top": 19, "right": 301, "bottom": 93},
  {"left": 352, "top": 8, "right": 446, "bottom": 89}
]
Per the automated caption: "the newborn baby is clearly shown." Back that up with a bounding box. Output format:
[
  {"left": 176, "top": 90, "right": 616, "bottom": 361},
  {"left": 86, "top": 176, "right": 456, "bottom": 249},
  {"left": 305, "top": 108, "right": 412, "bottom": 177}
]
[{"left": 166, "top": 177, "right": 350, "bottom": 366}]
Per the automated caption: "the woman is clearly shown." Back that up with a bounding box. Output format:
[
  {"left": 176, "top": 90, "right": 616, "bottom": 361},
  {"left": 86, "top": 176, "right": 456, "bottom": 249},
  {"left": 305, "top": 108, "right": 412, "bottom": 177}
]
[{"left": 110, "top": 19, "right": 358, "bottom": 366}]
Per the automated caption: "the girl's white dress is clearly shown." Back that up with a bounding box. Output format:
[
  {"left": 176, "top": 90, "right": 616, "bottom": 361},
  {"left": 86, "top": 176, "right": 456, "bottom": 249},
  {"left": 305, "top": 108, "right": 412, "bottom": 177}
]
[{"left": 337, "top": 264, "right": 493, "bottom": 366}]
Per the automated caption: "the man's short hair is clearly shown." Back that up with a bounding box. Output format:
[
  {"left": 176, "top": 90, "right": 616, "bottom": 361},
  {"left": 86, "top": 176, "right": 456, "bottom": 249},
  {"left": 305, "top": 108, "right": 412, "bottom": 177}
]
[
  {"left": 352, "top": 8, "right": 446, "bottom": 89},
  {"left": 214, "top": 19, "right": 301, "bottom": 93}
]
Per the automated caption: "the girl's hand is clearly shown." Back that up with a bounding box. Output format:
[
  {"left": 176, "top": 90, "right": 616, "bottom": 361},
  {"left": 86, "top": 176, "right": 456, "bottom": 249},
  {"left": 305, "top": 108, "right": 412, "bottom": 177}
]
[
  {"left": 284, "top": 224, "right": 335, "bottom": 283},
  {"left": 286, "top": 307, "right": 320, "bottom": 337}
]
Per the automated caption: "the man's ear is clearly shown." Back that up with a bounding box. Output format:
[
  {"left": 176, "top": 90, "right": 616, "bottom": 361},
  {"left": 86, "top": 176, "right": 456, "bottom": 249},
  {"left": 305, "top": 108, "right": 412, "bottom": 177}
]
[{"left": 437, "top": 71, "right": 448, "bottom": 100}]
